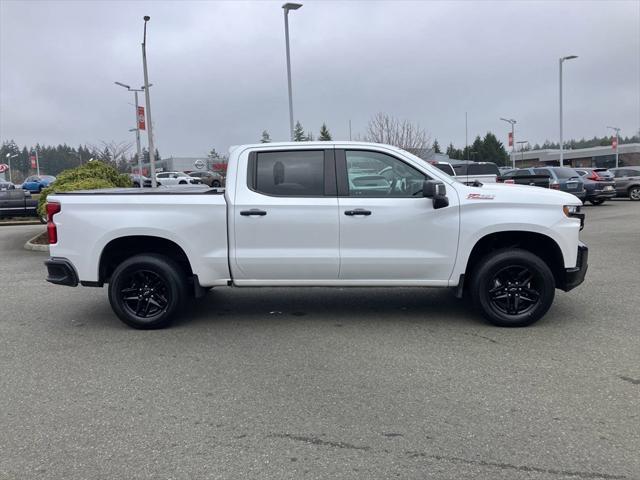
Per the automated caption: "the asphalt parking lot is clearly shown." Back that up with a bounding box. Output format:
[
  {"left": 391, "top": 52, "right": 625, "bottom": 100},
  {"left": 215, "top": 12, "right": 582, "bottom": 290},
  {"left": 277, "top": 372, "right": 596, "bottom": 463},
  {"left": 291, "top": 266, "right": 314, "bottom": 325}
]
[{"left": 1, "top": 200, "right": 638, "bottom": 480}]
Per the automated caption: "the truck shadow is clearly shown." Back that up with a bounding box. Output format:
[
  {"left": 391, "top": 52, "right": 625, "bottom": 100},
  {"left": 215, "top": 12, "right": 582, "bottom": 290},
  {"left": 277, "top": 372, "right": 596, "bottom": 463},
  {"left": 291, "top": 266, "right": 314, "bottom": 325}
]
[{"left": 177, "top": 287, "right": 480, "bottom": 328}]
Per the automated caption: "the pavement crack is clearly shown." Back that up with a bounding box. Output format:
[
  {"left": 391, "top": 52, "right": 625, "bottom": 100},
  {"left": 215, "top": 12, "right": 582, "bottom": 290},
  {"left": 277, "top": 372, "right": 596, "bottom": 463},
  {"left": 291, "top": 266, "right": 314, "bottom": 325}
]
[
  {"left": 268, "top": 433, "right": 370, "bottom": 451},
  {"left": 465, "top": 332, "right": 499, "bottom": 344},
  {"left": 404, "top": 453, "right": 626, "bottom": 479},
  {"left": 618, "top": 375, "right": 640, "bottom": 385}
]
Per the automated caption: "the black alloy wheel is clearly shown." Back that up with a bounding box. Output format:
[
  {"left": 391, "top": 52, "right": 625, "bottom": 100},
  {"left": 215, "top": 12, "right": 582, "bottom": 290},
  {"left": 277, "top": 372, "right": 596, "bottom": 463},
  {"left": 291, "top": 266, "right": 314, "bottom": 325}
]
[
  {"left": 471, "top": 249, "right": 555, "bottom": 327},
  {"left": 108, "top": 254, "right": 186, "bottom": 329},
  {"left": 487, "top": 265, "right": 541, "bottom": 316},
  {"left": 119, "top": 270, "right": 170, "bottom": 320}
]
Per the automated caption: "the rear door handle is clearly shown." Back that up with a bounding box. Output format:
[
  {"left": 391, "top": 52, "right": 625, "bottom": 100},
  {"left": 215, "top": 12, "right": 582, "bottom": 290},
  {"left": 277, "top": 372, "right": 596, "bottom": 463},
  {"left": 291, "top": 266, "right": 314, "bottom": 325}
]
[
  {"left": 240, "top": 209, "right": 267, "bottom": 216},
  {"left": 344, "top": 209, "right": 372, "bottom": 216}
]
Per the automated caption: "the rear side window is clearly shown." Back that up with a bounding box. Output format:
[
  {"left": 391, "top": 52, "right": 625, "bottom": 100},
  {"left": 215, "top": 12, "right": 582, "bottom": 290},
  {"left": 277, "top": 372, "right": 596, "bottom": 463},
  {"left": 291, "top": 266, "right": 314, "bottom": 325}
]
[
  {"left": 432, "top": 163, "right": 455, "bottom": 176},
  {"left": 553, "top": 167, "right": 580, "bottom": 179},
  {"left": 253, "top": 151, "right": 325, "bottom": 196},
  {"left": 534, "top": 168, "right": 551, "bottom": 177}
]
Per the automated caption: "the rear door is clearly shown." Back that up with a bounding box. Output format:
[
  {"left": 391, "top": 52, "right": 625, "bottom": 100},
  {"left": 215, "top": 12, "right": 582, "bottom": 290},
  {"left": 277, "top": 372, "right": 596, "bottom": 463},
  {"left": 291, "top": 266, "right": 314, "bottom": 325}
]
[
  {"left": 336, "top": 148, "right": 459, "bottom": 284},
  {"left": 232, "top": 148, "right": 339, "bottom": 282}
]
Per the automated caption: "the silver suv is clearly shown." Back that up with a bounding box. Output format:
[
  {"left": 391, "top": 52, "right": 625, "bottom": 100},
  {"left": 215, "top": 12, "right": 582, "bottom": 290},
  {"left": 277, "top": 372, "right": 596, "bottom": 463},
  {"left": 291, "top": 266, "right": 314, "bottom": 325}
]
[{"left": 609, "top": 167, "right": 640, "bottom": 201}]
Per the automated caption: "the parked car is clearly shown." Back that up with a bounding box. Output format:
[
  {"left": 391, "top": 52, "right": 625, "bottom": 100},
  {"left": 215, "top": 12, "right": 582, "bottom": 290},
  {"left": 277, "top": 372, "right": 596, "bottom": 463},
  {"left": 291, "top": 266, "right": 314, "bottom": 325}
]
[
  {"left": 574, "top": 168, "right": 616, "bottom": 205},
  {"left": 498, "top": 168, "right": 551, "bottom": 188},
  {"left": 187, "top": 170, "right": 224, "bottom": 187},
  {"left": 517, "top": 167, "right": 586, "bottom": 201},
  {"left": 449, "top": 161, "right": 500, "bottom": 185},
  {"left": 155, "top": 171, "right": 202, "bottom": 186},
  {"left": 21, "top": 175, "right": 56, "bottom": 193},
  {"left": 128, "top": 174, "right": 155, "bottom": 188},
  {"left": 609, "top": 166, "right": 640, "bottom": 201},
  {"left": 0, "top": 183, "right": 44, "bottom": 222},
  {"left": 45, "top": 141, "right": 587, "bottom": 330}
]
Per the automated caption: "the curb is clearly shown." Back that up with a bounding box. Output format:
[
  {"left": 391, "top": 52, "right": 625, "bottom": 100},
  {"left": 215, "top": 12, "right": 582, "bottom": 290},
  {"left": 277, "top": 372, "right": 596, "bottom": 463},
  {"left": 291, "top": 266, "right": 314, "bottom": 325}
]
[
  {"left": 0, "top": 220, "right": 42, "bottom": 227},
  {"left": 24, "top": 232, "right": 50, "bottom": 252}
]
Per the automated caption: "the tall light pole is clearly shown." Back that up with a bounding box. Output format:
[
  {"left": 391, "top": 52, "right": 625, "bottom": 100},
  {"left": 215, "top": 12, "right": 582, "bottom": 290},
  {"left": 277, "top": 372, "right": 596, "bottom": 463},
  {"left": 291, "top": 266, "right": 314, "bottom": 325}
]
[
  {"left": 607, "top": 126, "right": 621, "bottom": 168},
  {"left": 5, "top": 153, "right": 18, "bottom": 183},
  {"left": 282, "top": 3, "right": 302, "bottom": 141},
  {"left": 142, "top": 16, "right": 157, "bottom": 187},
  {"left": 559, "top": 55, "right": 578, "bottom": 167},
  {"left": 115, "top": 81, "right": 152, "bottom": 179},
  {"left": 500, "top": 117, "right": 517, "bottom": 168},
  {"left": 516, "top": 140, "right": 529, "bottom": 166}
]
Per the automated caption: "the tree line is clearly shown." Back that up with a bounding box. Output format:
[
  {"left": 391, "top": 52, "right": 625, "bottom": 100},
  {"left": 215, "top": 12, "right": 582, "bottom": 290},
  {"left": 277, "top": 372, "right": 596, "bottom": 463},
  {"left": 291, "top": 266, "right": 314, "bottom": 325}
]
[{"left": 0, "top": 140, "right": 160, "bottom": 183}]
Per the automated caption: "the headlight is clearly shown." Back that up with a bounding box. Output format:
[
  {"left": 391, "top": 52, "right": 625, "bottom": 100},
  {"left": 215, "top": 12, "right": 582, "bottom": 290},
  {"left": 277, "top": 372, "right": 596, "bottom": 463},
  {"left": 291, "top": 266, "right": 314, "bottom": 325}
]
[
  {"left": 563, "top": 205, "right": 585, "bottom": 230},
  {"left": 563, "top": 205, "right": 580, "bottom": 217}
]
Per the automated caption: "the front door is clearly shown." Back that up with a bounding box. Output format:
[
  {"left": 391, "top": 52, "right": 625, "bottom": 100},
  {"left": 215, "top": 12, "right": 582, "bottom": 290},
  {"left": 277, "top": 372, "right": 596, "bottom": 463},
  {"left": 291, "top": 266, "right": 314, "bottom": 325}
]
[
  {"left": 232, "top": 148, "right": 339, "bottom": 283},
  {"left": 337, "top": 149, "right": 459, "bottom": 284}
]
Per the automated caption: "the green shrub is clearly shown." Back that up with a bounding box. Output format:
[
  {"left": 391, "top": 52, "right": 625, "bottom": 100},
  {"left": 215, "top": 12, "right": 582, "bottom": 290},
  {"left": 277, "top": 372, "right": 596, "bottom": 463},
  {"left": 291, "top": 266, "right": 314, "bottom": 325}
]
[{"left": 38, "top": 161, "right": 132, "bottom": 216}]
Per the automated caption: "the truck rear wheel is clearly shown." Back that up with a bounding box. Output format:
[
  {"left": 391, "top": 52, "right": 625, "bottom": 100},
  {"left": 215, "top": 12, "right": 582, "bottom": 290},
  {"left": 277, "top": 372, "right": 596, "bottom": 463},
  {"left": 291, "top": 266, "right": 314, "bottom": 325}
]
[
  {"left": 470, "top": 249, "right": 555, "bottom": 327},
  {"left": 108, "top": 254, "right": 186, "bottom": 329}
]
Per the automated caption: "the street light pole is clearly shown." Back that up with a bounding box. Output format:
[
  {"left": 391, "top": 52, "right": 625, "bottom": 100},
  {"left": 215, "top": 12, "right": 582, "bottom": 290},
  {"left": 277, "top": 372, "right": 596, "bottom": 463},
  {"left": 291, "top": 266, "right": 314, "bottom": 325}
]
[
  {"left": 115, "top": 81, "right": 151, "bottom": 179},
  {"left": 500, "top": 117, "right": 516, "bottom": 168},
  {"left": 5, "top": 153, "right": 18, "bottom": 183},
  {"left": 142, "top": 16, "right": 157, "bottom": 187},
  {"left": 607, "top": 126, "right": 621, "bottom": 168},
  {"left": 559, "top": 55, "right": 578, "bottom": 167},
  {"left": 282, "top": 3, "right": 302, "bottom": 141}
]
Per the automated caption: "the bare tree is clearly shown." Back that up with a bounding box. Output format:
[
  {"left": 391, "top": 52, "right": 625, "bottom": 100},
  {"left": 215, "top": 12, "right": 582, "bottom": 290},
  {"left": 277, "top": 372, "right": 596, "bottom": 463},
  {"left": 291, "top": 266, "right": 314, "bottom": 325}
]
[
  {"left": 88, "top": 140, "right": 133, "bottom": 166},
  {"left": 363, "top": 112, "right": 431, "bottom": 153}
]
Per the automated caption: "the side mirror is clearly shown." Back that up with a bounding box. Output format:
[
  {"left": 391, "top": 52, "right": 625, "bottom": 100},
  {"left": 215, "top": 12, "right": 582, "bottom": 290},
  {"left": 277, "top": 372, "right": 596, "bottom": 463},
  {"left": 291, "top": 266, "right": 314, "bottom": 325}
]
[{"left": 423, "top": 180, "right": 449, "bottom": 209}]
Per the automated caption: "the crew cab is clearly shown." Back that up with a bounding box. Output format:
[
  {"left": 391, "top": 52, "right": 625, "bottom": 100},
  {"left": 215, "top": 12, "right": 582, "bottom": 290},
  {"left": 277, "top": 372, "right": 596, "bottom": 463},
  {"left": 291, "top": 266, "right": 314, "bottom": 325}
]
[{"left": 44, "top": 142, "right": 588, "bottom": 329}]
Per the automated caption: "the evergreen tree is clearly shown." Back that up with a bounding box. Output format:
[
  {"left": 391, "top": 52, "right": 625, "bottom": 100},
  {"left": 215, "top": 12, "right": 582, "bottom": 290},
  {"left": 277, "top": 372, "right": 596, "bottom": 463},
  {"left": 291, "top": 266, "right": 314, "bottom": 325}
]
[
  {"left": 319, "top": 123, "right": 332, "bottom": 141},
  {"left": 293, "top": 121, "right": 305, "bottom": 142},
  {"left": 154, "top": 149, "right": 161, "bottom": 162},
  {"left": 432, "top": 139, "right": 441, "bottom": 153},
  {"left": 260, "top": 130, "right": 271, "bottom": 143}
]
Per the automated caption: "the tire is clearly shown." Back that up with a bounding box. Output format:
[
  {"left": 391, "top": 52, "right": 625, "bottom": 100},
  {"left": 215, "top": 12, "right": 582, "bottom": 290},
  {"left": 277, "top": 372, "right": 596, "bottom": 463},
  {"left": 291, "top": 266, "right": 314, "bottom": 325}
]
[
  {"left": 108, "top": 254, "right": 187, "bottom": 329},
  {"left": 629, "top": 186, "right": 640, "bottom": 201},
  {"left": 470, "top": 249, "right": 555, "bottom": 328},
  {"left": 212, "top": 180, "right": 221, "bottom": 188},
  {"left": 589, "top": 198, "right": 605, "bottom": 205},
  {"left": 179, "top": 180, "right": 187, "bottom": 185}
]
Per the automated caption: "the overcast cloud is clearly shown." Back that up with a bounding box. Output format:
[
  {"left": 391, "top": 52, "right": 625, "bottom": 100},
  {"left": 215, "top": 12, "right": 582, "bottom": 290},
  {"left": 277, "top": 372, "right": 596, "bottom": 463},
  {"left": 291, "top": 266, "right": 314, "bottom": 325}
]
[{"left": 1, "top": 0, "right": 639, "bottom": 157}]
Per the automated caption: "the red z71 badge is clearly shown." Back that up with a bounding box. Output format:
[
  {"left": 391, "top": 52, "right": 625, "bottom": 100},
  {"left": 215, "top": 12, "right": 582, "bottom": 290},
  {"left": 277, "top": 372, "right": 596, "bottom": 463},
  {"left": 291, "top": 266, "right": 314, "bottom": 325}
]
[{"left": 467, "top": 193, "right": 495, "bottom": 200}]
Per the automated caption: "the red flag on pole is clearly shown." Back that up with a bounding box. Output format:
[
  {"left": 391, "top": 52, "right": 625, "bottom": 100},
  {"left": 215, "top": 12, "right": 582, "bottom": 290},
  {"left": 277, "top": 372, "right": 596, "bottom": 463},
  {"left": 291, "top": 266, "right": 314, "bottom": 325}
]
[
  {"left": 137, "top": 106, "right": 146, "bottom": 130},
  {"left": 508, "top": 132, "right": 513, "bottom": 147},
  {"left": 30, "top": 155, "right": 37, "bottom": 169},
  {"left": 612, "top": 137, "right": 618, "bottom": 150}
]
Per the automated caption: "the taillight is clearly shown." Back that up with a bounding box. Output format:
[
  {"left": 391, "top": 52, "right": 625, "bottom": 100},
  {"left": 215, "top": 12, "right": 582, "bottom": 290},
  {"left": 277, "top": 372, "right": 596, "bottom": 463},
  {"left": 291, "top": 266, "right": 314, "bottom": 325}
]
[
  {"left": 504, "top": 179, "right": 515, "bottom": 184},
  {"left": 550, "top": 182, "right": 560, "bottom": 190},
  {"left": 587, "top": 172, "right": 600, "bottom": 181},
  {"left": 46, "top": 202, "right": 61, "bottom": 244}
]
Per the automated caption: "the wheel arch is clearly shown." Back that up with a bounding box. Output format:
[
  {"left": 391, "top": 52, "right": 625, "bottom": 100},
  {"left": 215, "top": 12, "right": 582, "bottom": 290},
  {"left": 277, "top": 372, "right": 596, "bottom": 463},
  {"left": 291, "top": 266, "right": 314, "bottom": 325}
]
[
  {"left": 98, "top": 235, "right": 194, "bottom": 284},
  {"left": 464, "top": 231, "right": 565, "bottom": 288}
]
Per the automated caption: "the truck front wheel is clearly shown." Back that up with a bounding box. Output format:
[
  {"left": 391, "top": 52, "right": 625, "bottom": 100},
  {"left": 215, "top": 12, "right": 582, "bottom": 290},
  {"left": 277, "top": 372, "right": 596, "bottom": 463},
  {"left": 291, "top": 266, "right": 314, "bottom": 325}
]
[
  {"left": 470, "top": 249, "right": 555, "bottom": 327},
  {"left": 108, "top": 254, "right": 187, "bottom": 329}
]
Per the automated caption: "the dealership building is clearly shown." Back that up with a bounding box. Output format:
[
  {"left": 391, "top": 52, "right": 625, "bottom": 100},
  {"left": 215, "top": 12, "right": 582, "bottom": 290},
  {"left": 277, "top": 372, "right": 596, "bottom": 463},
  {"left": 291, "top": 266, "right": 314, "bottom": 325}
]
[{"left": 510, "top": 143, "right": 640, "bottom": 169}]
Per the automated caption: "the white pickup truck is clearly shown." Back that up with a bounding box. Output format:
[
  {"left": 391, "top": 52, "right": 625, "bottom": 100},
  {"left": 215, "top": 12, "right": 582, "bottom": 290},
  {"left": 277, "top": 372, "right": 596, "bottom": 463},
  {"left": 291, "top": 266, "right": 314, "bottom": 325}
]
[{"left": 44, "top": 142, "right": 588, "bottom": 329}]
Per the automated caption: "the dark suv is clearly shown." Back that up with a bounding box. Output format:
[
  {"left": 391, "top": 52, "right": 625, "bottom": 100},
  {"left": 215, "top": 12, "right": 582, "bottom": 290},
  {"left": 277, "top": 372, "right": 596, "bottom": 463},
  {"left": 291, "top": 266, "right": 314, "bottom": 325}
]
[
  {"left": 574, "top": 168, "right": 616, "bottom": 205},
  {"left": 609, "top": 167, "right": 640, "bottom": 201},
  {"left": 520, "top": 167, "right": 586, "bottom": 201}
]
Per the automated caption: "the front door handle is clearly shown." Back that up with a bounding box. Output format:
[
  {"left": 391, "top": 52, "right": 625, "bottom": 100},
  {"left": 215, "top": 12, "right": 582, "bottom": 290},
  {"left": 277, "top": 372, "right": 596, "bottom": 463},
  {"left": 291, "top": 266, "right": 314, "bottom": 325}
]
[
  {"left": 344, "top": 209, "right": 372, "bottom": 216},
  {"left": 240, "top": 209, "right": 267, "bottom": 216}
]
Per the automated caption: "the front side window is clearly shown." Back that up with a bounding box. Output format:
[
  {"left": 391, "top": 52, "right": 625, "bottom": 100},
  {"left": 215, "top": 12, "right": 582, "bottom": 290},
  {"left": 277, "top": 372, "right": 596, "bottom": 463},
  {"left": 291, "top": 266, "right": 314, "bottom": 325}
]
[
  {"left": 253, "top": 150, "right": 325, "bottom": 196},
  {"left": 345, "top": 150, "right": 426, "bottom": 197}
]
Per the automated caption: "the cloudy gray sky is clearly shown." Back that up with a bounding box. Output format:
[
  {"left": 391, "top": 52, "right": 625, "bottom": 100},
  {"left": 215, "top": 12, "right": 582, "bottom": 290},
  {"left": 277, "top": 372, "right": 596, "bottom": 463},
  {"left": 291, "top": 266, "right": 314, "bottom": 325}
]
[{"left": 1, "top": 0, "right": 639, "bottom": 157}]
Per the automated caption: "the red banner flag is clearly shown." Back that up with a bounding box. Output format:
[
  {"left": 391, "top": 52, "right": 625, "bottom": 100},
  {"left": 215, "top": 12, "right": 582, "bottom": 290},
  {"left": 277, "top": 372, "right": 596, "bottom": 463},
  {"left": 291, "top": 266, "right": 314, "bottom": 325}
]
[
  {"left": 137, "top": 106, "right": 146, "bottom": 130},
  {"left": 508, "top": 132, "right": 513, "bottom": 147},
  {"left": 30, "top": 155, "right": 37, "bottom": 169},
  {"left": 612, "top": 137, "right": 618, "bottom": 150}
]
